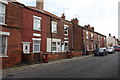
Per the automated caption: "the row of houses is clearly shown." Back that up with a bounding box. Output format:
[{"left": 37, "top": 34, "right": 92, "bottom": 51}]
[
  {"left": 0, "top": 0, "right": 107, "bottom": 68},
  {"left": 107, "top": 33, "right": 119, "bottom": 47}
]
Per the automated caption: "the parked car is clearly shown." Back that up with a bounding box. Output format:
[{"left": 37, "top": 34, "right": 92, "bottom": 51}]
[
  {"left": 94, "top": 48, "right": 108, "bottom": 56},
  {"left": 113, "top": 45, "right": 120, "bottom": 51},
  {"left": 106, "top": 47, "right": 115, "bottom": 54}
]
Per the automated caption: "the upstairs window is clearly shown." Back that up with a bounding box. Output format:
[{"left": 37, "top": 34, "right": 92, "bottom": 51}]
[
  {"left": 64, "top": 25, "right": 68, "bottom": 36},
  {"left": 91, "top": 33, "right": 94, "bottom": 40},
  {"left": 98, "top": 35, "right": 100, "bottom": 41},
  {"left": 0, "top": 3, "right": 6, "bottom": 24},
  {"left": 86, "top": 31, "right": 89, "bottom": 39},
  {"left": 51, "top": 21, "right": 57, "bottom": 33},
  {"left": 33, "top": 16, "right": 42, "bottom": 31}
]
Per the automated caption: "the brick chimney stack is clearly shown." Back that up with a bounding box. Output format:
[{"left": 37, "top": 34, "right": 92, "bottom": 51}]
[
  {"left": 36, "top": 0, "right": 44, "bottom": 11},
  {"left": 61, "top": 13, "right": 65, "bottom": 20},
  {"left": 91, "top": 27, "right": 94, "bottom": 31},
  {"left": 71, "top": 18, "right": 79, "bottom": 25},
  {"left": 109, "top": 33, "right": 111, "bottom": 36}
]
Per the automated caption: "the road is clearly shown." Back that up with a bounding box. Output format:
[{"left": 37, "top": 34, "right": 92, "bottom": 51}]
[{"left": 3, "top": 52, "right": 119, "bottom": 78}]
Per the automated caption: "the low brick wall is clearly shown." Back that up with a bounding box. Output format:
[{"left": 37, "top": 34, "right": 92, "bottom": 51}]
[
  {"left": 72, "top": 51, "right": 83, "bottom": 57},
  {"left": 47, "top": 52, "right": 67, "bottom": 61},
  {"left": 86, "top": 51, "right": 94, "bottom": 55},
  {"left": 22, "top": 51, "right": 83, "bottom": 63},
  {"left": 22, "top": 53, "right": 41, "bottom": 63}
]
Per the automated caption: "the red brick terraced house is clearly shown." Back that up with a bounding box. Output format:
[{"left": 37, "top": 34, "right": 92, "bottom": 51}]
[
  {"left": 83, "top": 24, "right": 106, "bottom": 55},
  {"left": 0, "top": 0, "right": 107, "bottom": 68},
  {"left": 0, "top": 1, "right": 23, "bottom": 68},
  {"left": 21, "top": 4, "right": 50, "bottom": 63},
  {"left": 21, "top": 1, "right": 75, "bottom": 62}
]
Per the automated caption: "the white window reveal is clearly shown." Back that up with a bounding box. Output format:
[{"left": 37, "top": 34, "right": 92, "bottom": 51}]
[
  {"left": 0, "top": 3, "right": 6, "bottom": 24},
  {"left": 33, "top": 38, "right": 41, "bottom": 53},
  {"left": 22, "top": 42, "right": 31, "bottom": 54},
  {"left": 51, "top": 21, "right": 57, "bottom": 33},
  {"left": 64, "top": 25, "right": 68, "bottom": 36},
  {"left": 33, "top": 15, "right": 42, "bottom": 31}
]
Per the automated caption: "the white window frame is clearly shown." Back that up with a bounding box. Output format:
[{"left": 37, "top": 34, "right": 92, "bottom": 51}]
[
  {"left": 0, "top": 3, "right": 6, "bottom": 24},
  {"left": 91, "top": 33, "right": 93, "bottom": 40},
  {"left": 64, "top": 25, "right": 68, "bottom": 36},
  {"left": 0, "top": 31, "right": 10, "bottom": 57},
  {"left": 32, "top": 38, "right": 41, "bottom": 53},
  {"left": 51, "top": 21, "right": 57, "bottom": 33},
  {"left": 52, "top": 42, "right": 57, "bottom": 52},
  {"left": 64, "top": 41, "right": 69, "bottom": 51},
  {"left": 86, "top": 31, "right": 89, "bottom": 39},
  {"left": 33, "top": 15, "right": 42, "bottom": 31}
]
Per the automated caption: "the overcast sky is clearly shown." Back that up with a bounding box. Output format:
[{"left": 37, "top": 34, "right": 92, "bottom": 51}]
[{"left": 17, "top": 0, "right": 119, "bottom": 38}]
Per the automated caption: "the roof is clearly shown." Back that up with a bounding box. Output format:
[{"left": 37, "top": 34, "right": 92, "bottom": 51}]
[
  {"left": 82, "top": 27, "right": 106, "bottom": 37},
  {"left": 27, "top": 6, "right": 71, "bottom": 23},
  {"left": 12, "top": 1, "right": 106, "bottom": 37}
]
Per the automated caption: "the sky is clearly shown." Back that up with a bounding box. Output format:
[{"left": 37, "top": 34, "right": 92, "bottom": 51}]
[{"left": 17, "top": 0, "right": 119, "bottom": 38}]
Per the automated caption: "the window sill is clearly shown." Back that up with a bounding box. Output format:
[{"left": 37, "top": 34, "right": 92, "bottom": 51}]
[
  {"left": 33, "top": 52, "right": 40, "bottom": 53},
  {"left": 0, "top": 54, "right": 9, "bottom": 58},
  {"left": 64, "top": 34, "right": 68, "bottom": 36},
  {"left": 0, "top": 23, "right": 7, "bottom": 26}
]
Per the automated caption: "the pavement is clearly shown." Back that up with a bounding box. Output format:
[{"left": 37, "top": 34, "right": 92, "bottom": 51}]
[{"left": 2, "top": 54, "right": 93, "bottom": 76}]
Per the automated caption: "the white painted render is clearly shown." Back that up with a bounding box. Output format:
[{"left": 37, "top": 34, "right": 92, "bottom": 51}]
[
  {"left": 33, "top": 33, "right": 41, "bottom": 37},
  {"left": 47, "top": 38, "right": 62, "bottom": 52},
  {"left": 107, "top": 36, "right": 118, "bottom": 47}
]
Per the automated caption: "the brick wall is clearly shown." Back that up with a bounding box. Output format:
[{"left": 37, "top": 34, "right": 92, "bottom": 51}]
[
  {"left": 1, "top": 2, "right": 23, "bottom": 68},
  {"left": 6, "top": 2, "right": 23, "bottom": 28},
  {"left": 73, "top": 25, "right": 83, "bottom": 51}
]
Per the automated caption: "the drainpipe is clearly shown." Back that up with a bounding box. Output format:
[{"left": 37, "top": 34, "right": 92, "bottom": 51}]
[
  {"left": 50, "top": 16, "right": 53, "bottom": 53},
  {"left": 72, "top": 23, "right": 74, "bottom": 50}
]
